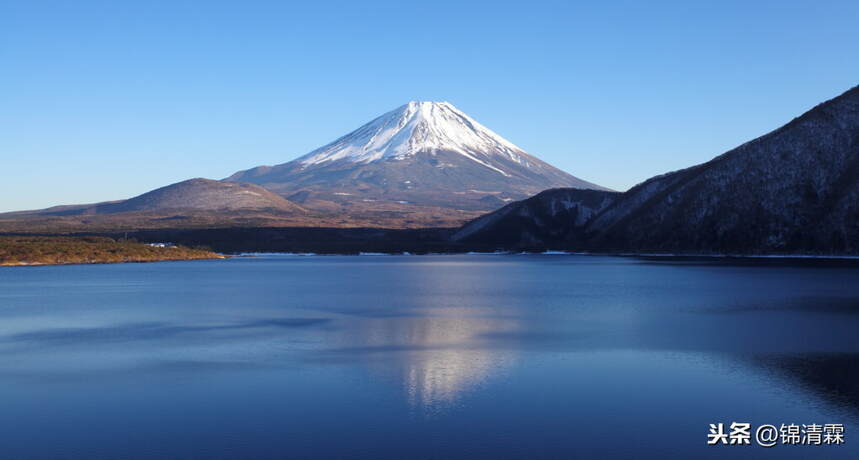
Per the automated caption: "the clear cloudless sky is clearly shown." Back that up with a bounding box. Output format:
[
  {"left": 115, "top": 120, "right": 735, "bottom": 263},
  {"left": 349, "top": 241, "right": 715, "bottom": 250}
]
[{"left": 2, "top": 0, "right": 858, "bottom": 211}]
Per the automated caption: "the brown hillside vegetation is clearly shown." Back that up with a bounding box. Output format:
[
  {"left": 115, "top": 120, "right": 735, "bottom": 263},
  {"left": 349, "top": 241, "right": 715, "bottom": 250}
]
[{"left": 0, "top": 236, "right": 223, "bottom": 266}]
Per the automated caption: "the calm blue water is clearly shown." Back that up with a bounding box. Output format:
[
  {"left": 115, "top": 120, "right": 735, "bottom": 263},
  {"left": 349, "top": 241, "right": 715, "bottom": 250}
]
[{"left": 1, "top": 255, "right": 858, "bottom": 459}]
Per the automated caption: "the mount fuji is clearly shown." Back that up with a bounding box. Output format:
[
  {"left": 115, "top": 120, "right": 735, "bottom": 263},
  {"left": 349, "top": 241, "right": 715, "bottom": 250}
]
[{"left": 227, "top": 102, "right": 608, "bottom": 218}]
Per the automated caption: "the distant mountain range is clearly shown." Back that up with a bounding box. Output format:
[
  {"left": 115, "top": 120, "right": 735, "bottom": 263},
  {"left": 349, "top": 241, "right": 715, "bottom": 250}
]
[
  {"left": 458, "top": 85, "right": 859, "bottom": 254},
  {"left": 3, "top": 86, "right": 858, "bottom": 255}
]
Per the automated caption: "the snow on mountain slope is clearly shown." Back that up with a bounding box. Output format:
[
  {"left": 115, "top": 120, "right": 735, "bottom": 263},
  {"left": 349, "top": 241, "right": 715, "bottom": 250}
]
[{"left": 298, "top": 101, "right": 529, "bottom": 176}]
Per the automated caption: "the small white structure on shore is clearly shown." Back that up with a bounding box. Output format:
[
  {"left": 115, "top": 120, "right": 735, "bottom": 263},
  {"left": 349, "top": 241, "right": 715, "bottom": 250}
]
[{"left": 147, "top": 242, "right": 176, "bottom": 248}]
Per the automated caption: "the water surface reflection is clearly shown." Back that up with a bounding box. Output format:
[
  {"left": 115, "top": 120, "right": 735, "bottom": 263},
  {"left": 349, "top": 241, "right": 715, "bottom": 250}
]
[{"left": 0, "top": 255, "right": 858, "bottom": 459}]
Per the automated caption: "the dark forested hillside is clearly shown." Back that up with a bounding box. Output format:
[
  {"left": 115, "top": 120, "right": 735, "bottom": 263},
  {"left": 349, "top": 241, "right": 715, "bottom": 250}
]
[{"left": 456, "top": 86, "right": 859, "bottom": 255}]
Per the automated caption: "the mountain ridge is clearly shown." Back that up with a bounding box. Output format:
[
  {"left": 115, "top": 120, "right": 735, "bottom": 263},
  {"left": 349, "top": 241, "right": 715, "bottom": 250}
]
[
  {"left": 455, "top": 85, "right": 859, "bottom": 254},
  {"left": 37, "top": 178, "right": 307, "bottom": 215},
  {"left": 588, "top": 84, "right": 859, "bottom": 252}
]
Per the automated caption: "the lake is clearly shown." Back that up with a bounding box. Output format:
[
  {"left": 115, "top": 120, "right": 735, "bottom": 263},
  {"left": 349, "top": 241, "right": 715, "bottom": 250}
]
[{"left": 1, "top": 254, "right": 858, "bottom": 459}]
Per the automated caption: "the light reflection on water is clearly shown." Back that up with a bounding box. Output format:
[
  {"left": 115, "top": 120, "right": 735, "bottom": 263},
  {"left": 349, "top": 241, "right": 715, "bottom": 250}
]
[
  {"left": 351, "top": 314, "right": 519, "bottom": 411},
  {"left": 0, "top": 255, "right": 858, "bottom": 458}
]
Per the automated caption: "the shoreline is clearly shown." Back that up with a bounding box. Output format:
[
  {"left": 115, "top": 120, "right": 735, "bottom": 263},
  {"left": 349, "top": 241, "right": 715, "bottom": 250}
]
[{"left": 233, "top": 251, "right": 859, "bottom": 260}]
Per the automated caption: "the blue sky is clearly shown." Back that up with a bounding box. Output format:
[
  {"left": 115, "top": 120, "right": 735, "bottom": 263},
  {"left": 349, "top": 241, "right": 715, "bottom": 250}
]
[{"left": 2, "top": 0, "right": 858, "bottom": 212}]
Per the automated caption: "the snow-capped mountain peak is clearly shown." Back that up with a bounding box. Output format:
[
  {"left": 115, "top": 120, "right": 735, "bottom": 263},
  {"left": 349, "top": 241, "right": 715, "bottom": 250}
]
[
  {"left": 227, "top": 100, "right": 609, "bottom": 215},
  {"left": 297, "top": 101, "right": 529, "bottom": 175}
]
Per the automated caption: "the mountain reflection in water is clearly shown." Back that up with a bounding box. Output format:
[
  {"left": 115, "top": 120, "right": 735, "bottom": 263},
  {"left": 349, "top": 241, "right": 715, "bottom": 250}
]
[{"left": 345, "top": 313, "right": 519, "bottom": 410}]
